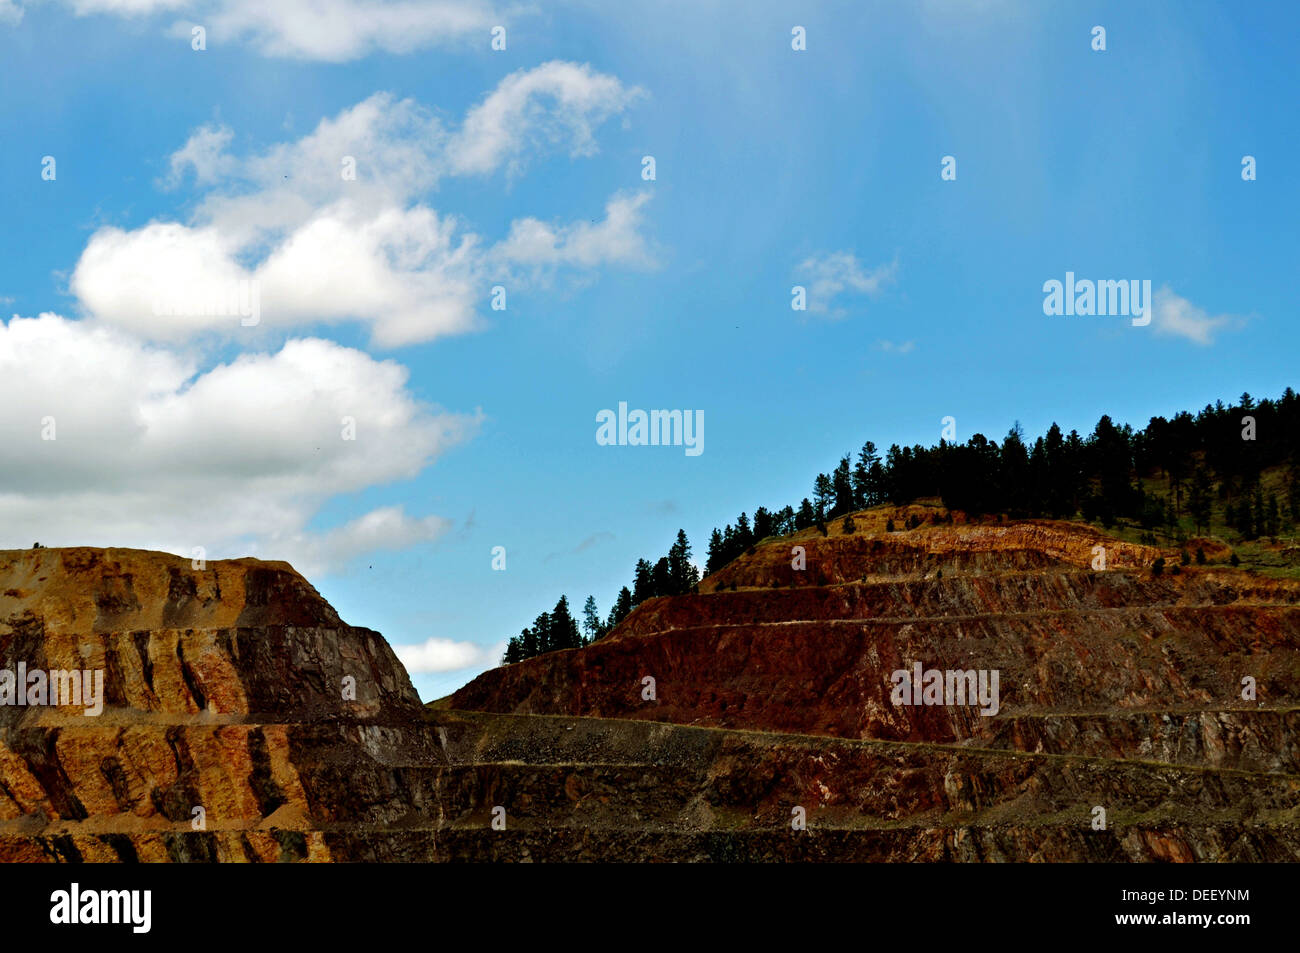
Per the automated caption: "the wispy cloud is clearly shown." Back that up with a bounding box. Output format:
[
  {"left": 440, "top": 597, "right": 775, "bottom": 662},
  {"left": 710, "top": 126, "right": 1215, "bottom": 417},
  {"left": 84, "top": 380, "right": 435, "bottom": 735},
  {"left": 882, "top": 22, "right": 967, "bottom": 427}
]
[
  {"left": 877, "top": 339, "right": 915, "bottom": 354},
  {"left": 545, "top": 531, "right": 615, "bottom": 562},
  {"left": 1152, "top": 286, "right": 1239, "bottom": 346},
  {"left": 26, "top": 0, "right": 512, "bottom": 61},
  {"left": 795, "top": 251, "right": 897, "bottom": 317}
]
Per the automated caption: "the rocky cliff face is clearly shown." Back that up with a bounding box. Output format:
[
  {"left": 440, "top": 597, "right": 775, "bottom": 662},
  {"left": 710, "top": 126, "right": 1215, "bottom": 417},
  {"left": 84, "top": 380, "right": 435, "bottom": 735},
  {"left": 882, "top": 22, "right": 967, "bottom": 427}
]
[
  {"left": 452, "top": 519, "right": 1300, "bottom": 753},
  {"left": 446, "top": 515, "right": 1300, "bottom": 858},
  {"left": 420, "top": 709, "right": 1300, "bottom": 862},
  {"left": 7, "top": 517, "right": 1299, "bottom": 863},
  {"left": 0, "top": 547, "right": 441, "bottom": 862}
]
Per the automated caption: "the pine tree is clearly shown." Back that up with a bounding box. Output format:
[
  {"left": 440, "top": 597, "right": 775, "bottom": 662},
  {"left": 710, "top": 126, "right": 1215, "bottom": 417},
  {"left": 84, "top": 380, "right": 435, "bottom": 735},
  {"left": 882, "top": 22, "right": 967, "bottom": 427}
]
[
  {"left": 632, "top": 559, "right": 654, "bottom": 604},
  {"left": 550, "top": 596, "right": 580, "bottom": 650},
  {"left": 667, "top": 529, "right": 699, "bottom": 594},
  {"left": 651, "top": 557, "right": 672, "bottom": 597},
  {"left": 854, "top": 441, "right": 879, "bottom": 507},
  {"left": 777, "top": 506, "right": 795, "bottom": 536},
  {"left": 1092, "top": 415, "right": 1134, "bottom": 520},
  {"left": 706, "top": 528, "right": 724, "bottom": 574},
  {"left": 813, "top": 473, "right": 834, "bottom": 520},
  {"left": 606, "top": 586, "right": 633, "bottom": 630},
  {"left": 503, "top": 636, "right": 522, "bottom": 664},
  {"left": 581, "top": 595, "right": 603, "bottom": 644},
  {"left": 831, "top": 456, "right": 854, "bottom": 517},
  {"left": 795, "top": 498, "right": 815, "bottom": 530},
  {"left": 532, "top": 612, "right": 552, "bottom": 654},
  {"left": 1000, "top": 423, "right": 1030, "bottom": 515}
]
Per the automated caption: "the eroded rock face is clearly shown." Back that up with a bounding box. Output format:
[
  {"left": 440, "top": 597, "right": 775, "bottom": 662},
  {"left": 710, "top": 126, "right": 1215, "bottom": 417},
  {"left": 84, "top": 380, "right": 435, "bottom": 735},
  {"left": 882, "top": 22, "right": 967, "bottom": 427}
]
[
  {"left": 436, "top": 517, "right": 1300, "bottom": 860},
  {"left": 451, "top": 519, "right": 1300, "bottom": 768},
  {"left": 419, "top": 710, "right": 1300, "bottom": 862},
  {"left": 8, "top": 521, "right": 1300, "bottom": 863},
  {"left": 0, "top": 548, "right": 440, "bottom": 862}
]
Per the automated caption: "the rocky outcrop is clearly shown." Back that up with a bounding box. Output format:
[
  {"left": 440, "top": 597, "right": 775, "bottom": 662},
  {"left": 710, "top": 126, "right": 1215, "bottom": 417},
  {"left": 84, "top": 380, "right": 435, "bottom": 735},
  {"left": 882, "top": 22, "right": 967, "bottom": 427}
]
[
  {"left": 451, "top": 516, "right": 1300, "bottom": 776},
  {"left": 434, "top": 516, "right": 1300, "bottom": 860},
  {"left": 0, "top": 547, "right": 440, "bottom": 862},
  {"left": 7, "top": 516, "right": 1299, "bottom": 862},
  {"left": 415, "top": 710, "right": 1300, "bottom": 862}
]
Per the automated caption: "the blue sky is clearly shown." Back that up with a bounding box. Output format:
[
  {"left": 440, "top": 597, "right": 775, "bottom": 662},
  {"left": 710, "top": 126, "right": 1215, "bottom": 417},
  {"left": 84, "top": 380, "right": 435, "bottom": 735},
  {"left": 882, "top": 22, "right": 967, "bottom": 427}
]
[{"left": 1, "top": 1, "right": 1296, "bottom": 699}]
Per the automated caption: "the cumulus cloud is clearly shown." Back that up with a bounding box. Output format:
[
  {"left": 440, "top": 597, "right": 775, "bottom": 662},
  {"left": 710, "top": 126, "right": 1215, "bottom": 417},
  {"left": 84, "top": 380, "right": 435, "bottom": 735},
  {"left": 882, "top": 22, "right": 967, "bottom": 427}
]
[
  {"left": 393, "top": 636, "right": 505, "bottom": 674},
  {"left": 0, "top": 312, "right": 478, "bottom": 573},
  {"left": 72, "top": 68, "right": 651, "bottom": 347},
  {"left": 498, "top": 192, "right": 655, "bottom": 270},
  {"left": 1152, "top": 286, "right": 1237, "bottom": 346},
  {"left": 795, "top": 252, "right": 897, "bottom": 316}
]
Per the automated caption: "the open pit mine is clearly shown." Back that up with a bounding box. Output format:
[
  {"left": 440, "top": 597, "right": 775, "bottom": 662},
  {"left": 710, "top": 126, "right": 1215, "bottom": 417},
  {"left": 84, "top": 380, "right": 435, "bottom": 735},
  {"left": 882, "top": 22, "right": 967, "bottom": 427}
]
[{"left": 3, "top": 508, "right": 1298, "bottom": 861}]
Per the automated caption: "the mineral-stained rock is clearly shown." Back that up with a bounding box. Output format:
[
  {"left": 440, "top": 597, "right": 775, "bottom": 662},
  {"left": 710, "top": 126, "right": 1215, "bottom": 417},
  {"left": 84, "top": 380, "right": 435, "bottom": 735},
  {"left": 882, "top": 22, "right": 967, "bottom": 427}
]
[
  {"left": 445, "top": 516, "right": 1300, "bottom": 860},
  {"left": 6, "top": 517, "right": 1300, "bottom": 862},
  {"left": 451, "top": 520, "right": 1300, "bottom": 761},
  {"left": 0, "top": 547, "right": 442, "bottom": 862}
]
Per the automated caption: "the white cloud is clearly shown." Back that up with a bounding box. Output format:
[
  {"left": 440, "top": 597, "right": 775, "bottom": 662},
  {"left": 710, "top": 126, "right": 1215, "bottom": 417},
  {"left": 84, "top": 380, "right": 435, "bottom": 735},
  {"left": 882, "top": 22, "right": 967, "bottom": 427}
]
[
  {"left": 796, "top": 252, "right": 897, "bottom": 316},
  {"left": 877, "top": 339, "right": 915, "bottom": 354},
  {"left": 449, "top": 61, "right": 645, "bottom": 176},
  {"left": 1152, "top": 286, "right": 1236, "bottom": 346},
  {"left": 25, "top": 0, "right": 504, "bottom": 61},
  {"left": 0, "top": 312, "right": 478, "bottom": 573},
  {"left": 393, "top": 636, "right": 505, "bottom": 674},
  {"left": 201, "top": 0, "right": 503, "bottom": 61},
  {"left": 162, "top": 124, "right": 237, "bottom": 189},
  {"left": 272, "top": 506, "right": 453, "bottom": 578},
  {"left": 497, "top": 191, "right": 655, "bottom": 269},
  {"left": 65, "top": 0, "right": 185, "bottom": 15},
  {"left": 72, "top": 70, "right": 650, "bottom": 347},
  {"left": 0, "top": 0, "right": 23, "bottom": 24}
]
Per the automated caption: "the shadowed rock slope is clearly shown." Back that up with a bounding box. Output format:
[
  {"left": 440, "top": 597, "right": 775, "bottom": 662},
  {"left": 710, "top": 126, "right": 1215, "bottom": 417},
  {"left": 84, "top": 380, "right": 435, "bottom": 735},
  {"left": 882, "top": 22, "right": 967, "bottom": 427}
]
[{"left": 417, "top": 709, "right": 1300, "bottom": 862}]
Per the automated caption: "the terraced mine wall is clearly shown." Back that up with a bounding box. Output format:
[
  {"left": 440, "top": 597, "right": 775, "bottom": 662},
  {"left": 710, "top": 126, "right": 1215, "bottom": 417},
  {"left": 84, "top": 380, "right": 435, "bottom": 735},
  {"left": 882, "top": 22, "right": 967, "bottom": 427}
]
[
  {"left": 0, "top": 547, "right": 440, "bottom": 862},
  {"left": 4, "top": 520, "right": 1299, "bottom": 862}
]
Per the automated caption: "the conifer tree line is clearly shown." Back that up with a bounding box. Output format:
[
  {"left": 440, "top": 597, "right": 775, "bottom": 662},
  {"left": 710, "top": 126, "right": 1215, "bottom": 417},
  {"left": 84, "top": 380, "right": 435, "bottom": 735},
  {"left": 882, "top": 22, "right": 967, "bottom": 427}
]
[
  {"left": 503, "top": 529, "right": 699, "bottom": 663},
  {"left": 706, "top": 388, "right": 1300, "bottom": 571},
  {"left": 506, "top": 388, "right": 1300, "bottom": 664}
]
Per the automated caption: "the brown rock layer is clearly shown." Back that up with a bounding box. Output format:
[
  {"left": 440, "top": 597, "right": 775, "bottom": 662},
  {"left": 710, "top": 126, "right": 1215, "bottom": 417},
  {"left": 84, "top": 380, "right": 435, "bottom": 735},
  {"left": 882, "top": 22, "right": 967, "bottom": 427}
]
[
  {"left": 0, "top": 548, "right": 440, "bottom": 862},
  {"left": 451, "top": 518, "right": 1300, "bottom": 768}
]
